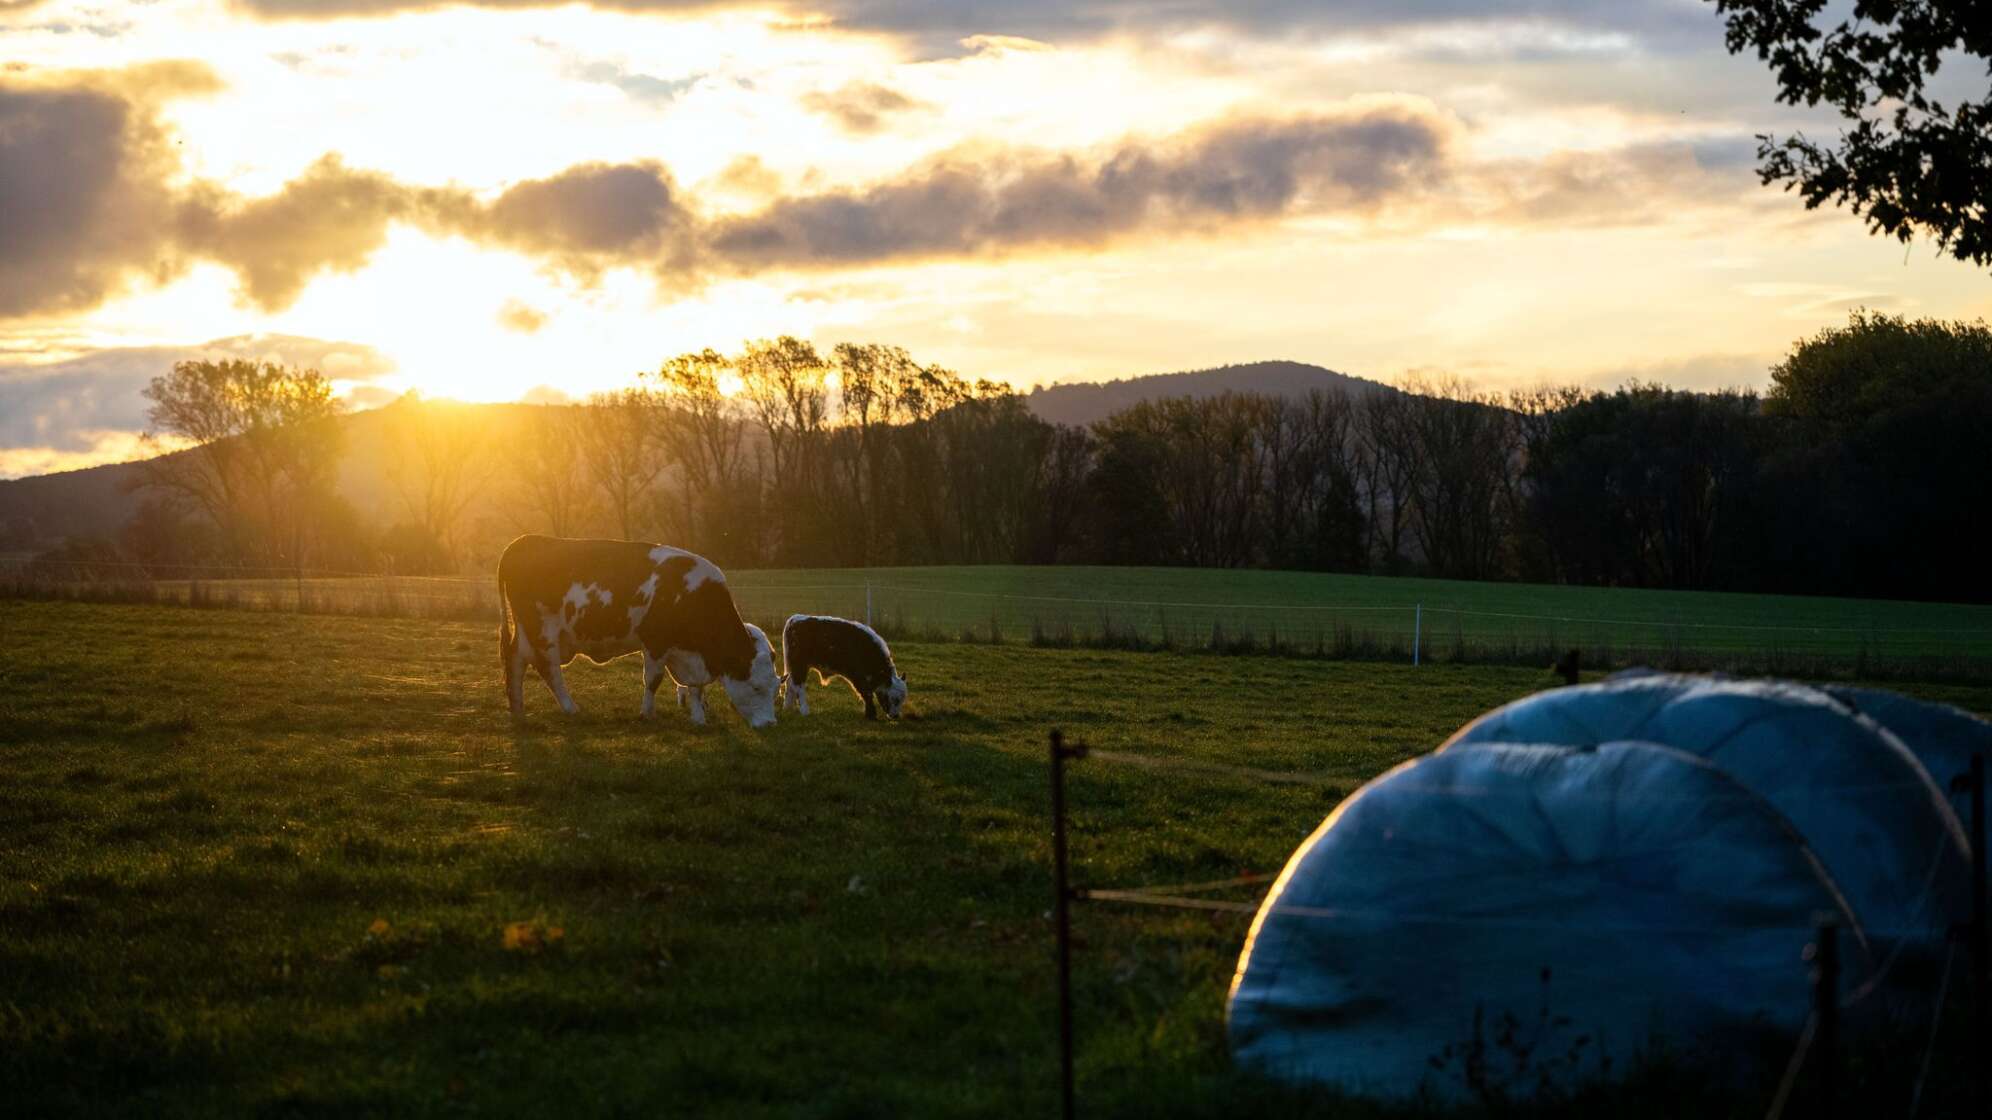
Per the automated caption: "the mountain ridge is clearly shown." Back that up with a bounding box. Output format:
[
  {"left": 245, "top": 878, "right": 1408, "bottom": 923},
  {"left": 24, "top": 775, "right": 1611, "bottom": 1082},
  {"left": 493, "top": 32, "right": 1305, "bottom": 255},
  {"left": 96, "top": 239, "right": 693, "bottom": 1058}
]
[{"left": 1024, "top": 360, "right": 1391, "bottom": 427}]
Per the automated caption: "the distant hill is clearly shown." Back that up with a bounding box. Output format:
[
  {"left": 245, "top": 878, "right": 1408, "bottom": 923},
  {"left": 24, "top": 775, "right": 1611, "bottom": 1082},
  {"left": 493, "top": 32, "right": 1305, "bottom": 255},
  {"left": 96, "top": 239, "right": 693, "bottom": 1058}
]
[
  {"left": 0, "top": 401, "right": 545, "bottom": 553},
  {"left": 1024, "top": 360, "right": 1392, "bottom": 428}
]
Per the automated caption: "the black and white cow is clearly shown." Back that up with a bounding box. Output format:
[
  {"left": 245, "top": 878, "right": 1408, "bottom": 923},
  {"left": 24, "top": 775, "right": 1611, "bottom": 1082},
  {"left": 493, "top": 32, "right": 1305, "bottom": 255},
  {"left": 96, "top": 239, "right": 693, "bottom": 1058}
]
[
  {"left": 675, "top": 622, "right": 771, "bottom": 721},
  {"left": 497, "top": 535, "right": 779, "bottom": 727},
  {"left": 780, "top": 614, "right": 908, "bottom": 720}
]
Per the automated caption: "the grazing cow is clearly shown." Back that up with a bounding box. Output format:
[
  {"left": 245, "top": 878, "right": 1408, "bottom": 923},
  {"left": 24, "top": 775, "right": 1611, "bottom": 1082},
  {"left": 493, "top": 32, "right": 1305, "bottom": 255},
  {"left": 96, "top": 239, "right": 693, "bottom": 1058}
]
[
  {"left": 675, "top": 622, "right": 770, "bottom": 722},
  {"left": 497, "top": 535, "right": 778, "bottom": 727},
  {"left": 781, "top": 614, "right": 907, "bottom": 720}
]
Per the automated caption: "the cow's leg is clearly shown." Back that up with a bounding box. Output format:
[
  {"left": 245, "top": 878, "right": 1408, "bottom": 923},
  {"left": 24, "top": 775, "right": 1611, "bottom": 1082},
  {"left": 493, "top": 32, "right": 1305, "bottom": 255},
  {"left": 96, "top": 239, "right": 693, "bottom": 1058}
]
[
  {"left": 791, "top": 670, "right": 811, "bottom": 716},
  {"left": 863, "top": 690, "right": 878, "bottom": 720},
  {"left": 541, "top": 655, "right": 579, "bottom": 715},
  {"left": 641, "top": 653, "right": 666, "bottom": 718},
  {"left": 675, "top": 684, "right": 692, "bottom": 709},
  {"left": 685, "top": 687, "right": 708, "bottom": 726},
  {"left": 507, "top": 631, "right": 531, "bottom": 716}
]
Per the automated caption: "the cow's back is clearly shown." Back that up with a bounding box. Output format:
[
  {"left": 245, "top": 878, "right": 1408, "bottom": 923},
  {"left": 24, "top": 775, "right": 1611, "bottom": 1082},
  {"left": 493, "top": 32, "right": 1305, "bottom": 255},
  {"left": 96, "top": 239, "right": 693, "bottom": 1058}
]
[
  {"left": 498, "top": 535, "right": 658, "bottom": 610},
  {"left": 783, "top": 614, "right": 893, "bottom": 688}
]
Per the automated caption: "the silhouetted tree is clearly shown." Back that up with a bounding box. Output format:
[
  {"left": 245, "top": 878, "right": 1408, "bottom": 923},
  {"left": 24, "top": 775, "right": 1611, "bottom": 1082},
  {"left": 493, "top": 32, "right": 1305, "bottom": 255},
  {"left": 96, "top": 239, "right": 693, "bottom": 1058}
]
[
  {"left": 1522, "top": 384, "right": 1763, "bottom": 589},
  {"left": 1715, "top": 0, "right": 1992, "bottom": 265},
  {"left": 1400, "top": 375, "right": 1516, "bottom": 580},
  {"left": 1763, "top": 310, "right": 1992, "bottom": 599},
  {"left": 1354, "top": 389, "right": 1418, "bottom": 572},
  {"left": 577, "top": 388, "right": 665, "bottom": 540},
  {"left": 648, "top": 349, "right": 751, "bottom": 559},
  {"left": 381, "top": 394, "right": 492, "bottom": 569},
  {"left": 139, "top": 358, "right": 344, "bottom": 567},
  {"left": 506, "top": 406, "right": 594, "bottom": 538}
]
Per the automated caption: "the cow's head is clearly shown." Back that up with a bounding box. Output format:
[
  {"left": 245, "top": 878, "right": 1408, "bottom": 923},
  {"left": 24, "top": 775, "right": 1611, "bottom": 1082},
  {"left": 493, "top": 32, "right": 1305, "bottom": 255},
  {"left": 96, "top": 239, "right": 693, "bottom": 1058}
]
[
  {"left": 874, "top": 672, "right": 909, "bottom": 721},
  {"left": 722, "top": 623, "right": 780, "bottom": 728}
]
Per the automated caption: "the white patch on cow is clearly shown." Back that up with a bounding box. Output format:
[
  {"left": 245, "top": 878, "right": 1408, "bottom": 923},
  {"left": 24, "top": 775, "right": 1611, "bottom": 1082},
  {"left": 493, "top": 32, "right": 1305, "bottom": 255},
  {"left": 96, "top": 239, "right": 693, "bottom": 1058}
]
[
  {"left": 714, "top": 623, "right": 779, "bottom": 728},
  {"left": 531, "top": 603, "right": 581, "bottom": 714},
  {"left": 649, "top": 545, "right": 725, "bottom": 591},
  {"left": 879, "top": 674, "right": 909, "bottom": 719},
  {"left": 564, "top": 581, "right": 613, "bottom": 609},
  {"left": 629, "top": 573, "right": 662, "bottom": 630},
  {"left": 641, "top": 653, "right": 666, "bottom": 717},
  {"left": 539, "top": 606, "right": 566, "bottom": 660},
  {"left": 666, "top": 649, "right": 711, "bottom": 688}
]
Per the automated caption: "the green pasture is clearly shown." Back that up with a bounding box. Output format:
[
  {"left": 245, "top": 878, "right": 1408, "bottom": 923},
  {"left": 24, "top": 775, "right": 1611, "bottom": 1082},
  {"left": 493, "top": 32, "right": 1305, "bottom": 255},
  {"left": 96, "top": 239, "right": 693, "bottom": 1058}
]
[
  {"left": 3, "top": 600, "right": 1988, "bottom": 1117},
  {"left": 729, "top": 566, "right": 1992, "bottom": 671},
  {"left": 26, "top": 562, "right": 1992, "bottom": 675}
]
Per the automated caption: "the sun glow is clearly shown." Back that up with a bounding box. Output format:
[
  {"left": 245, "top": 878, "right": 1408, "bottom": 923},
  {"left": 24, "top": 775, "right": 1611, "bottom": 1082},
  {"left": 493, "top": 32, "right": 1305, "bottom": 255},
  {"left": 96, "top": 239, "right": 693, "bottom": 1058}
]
[{"left": 262, "top": 229, "right": 863, "bottom": 403}]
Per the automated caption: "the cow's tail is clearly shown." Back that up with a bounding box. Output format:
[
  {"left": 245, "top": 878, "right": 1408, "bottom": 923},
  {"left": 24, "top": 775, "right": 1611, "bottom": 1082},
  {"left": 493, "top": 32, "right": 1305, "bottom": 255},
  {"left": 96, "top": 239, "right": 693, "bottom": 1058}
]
[{"left": 497, "top": 563, "right": 518, "bottom": 711}]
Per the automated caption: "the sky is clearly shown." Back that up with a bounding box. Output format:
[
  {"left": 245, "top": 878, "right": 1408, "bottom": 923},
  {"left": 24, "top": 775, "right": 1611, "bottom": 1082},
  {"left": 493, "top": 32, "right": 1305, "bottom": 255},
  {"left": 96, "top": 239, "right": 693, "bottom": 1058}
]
[{"left": 2, "top": 0, "right": 1988, "bottom": 477}]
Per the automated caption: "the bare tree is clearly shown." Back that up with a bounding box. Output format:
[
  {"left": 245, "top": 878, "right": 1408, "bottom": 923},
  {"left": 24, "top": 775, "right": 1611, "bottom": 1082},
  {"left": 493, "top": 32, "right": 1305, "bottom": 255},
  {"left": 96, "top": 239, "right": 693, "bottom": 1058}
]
[
  {"left": 1353, "top": 389, "right": 1418, "bottom": 572},
  {"left": 1399, "top": 374, "right": 1518, "bottom": 580},
  {"left": 1506, "top": 383, "right": 1590, "bottom": 580},
  {"left": 381, "top": 393, "right": 492, "bottom": 569},
  {"left": 830, "top": 342, "right": 918, "bottom": 564},
  {"left": 577, "top": 388, "right": 666, "bottom": 540},
  {"left": 649, "top": 348, "right": 746, "bottom": 493},
  {"left": 140, "top": 358, "right": 344, "bottom": 567},
  {"left": 736, "top": 335, "right": 828, "bottom": 485},
  {"left": 504, "top": 406, "right": 594, "bottom": 537}
]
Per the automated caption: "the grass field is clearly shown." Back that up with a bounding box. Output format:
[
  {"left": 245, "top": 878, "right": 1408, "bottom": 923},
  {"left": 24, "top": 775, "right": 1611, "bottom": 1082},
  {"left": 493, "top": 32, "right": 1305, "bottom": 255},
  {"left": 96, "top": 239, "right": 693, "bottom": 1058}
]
[
  {"left": 14, "top": 561, "right": 1992, "bottom": 677},
  {"left": 731, "top": 565, "right": 1992, "bottom": 667},
  {"left": 4, "top": 599, "right": 1989, "bottom": 1118}
]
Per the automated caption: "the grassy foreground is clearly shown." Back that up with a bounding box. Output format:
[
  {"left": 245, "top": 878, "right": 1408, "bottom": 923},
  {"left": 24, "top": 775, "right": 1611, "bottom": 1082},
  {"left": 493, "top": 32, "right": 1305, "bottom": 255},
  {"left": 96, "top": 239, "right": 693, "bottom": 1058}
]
[{"left": 2, "top": 599, "right": 1987, "bottom": 1117}]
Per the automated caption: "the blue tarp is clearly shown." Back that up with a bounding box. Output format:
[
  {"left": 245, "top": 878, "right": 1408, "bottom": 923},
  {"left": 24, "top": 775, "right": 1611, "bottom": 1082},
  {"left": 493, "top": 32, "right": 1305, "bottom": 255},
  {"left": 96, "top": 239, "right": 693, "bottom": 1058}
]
[
  {"left": 1443, "top": 675, "right": 1967, "bottom": 980},
  {"left": 1230, "top": 674, "right": 1974, "bottom": 1102},
  {"left": 1229, "top": 741, "right": 1856, "bottom": 1102}
]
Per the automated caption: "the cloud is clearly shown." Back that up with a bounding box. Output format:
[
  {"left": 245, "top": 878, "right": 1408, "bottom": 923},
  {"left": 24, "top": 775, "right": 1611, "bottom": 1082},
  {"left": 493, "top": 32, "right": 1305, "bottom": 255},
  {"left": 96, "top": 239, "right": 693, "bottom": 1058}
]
[
  {"left": 497, "top": 300, "right": 549, "bottom": 333},
  {"left": 562, "top": 56, "right": 703, "bottom": 105},
  {"left": 800, "top": 81, "right": 931, "bottom": 134},
  {"left": 174, "top": 158, "right": 695, "bottom": 309},
  {"left": 5, "top": 65, "right": 1447, "bottom": 313},
  {"left": 1, "top": 67, "right": 701, "bottom": 316},
  {"left": 0, "top": 334, "right": 395, "bottom": 471},
  {"left": 451, "top": 161, "right": 697, "bottom": 273},
  {"left": 225, "top": 1, "right": 1717, "bottom": 54},
  {"left": 1463, "top": 136, "right": 1768, "bottom": 229},
  {"left": 4, "top": 63, "right": 1762, "bottom": 317},
  {"left": 0, "top": 430, "right": 185, "bottom": 481},
  {"left": 705, "top": 106, "right": 1452, "bottom": 269},
  {"left": 0, "top": 68, "right": 207, "bottom": 317},
  {"left": 177, "top": 156, "right": 443, "bottom": 310},
  {"left": 1575, "top": 352, "right": 1773, "bottom": 393}
]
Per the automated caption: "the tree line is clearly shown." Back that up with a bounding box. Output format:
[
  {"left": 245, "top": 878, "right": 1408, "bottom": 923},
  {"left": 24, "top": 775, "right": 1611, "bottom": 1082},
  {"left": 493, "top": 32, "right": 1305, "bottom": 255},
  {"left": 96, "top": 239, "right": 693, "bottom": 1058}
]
[{"left": 56, "top": 311, "right": 1992, "bottom": 605}]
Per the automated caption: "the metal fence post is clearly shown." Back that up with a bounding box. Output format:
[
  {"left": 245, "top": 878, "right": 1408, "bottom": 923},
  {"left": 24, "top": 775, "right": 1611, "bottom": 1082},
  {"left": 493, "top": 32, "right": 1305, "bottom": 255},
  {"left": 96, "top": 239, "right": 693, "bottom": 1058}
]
[
  {"left": 1811, "top": 917, "right": 1839, "bottom": 1120},
  {"left": 1049, "top": 729, "right": 1085, "bottom": 1120},
  {"left": 1413, "top": 604, "right": 1422, "bottom": 666},
  {"left": 866, "top": 582, "right": 873, "bottom": 628},
  {"left": 1953, "top": 755, "right": 1988, "bottom": 1111}
]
